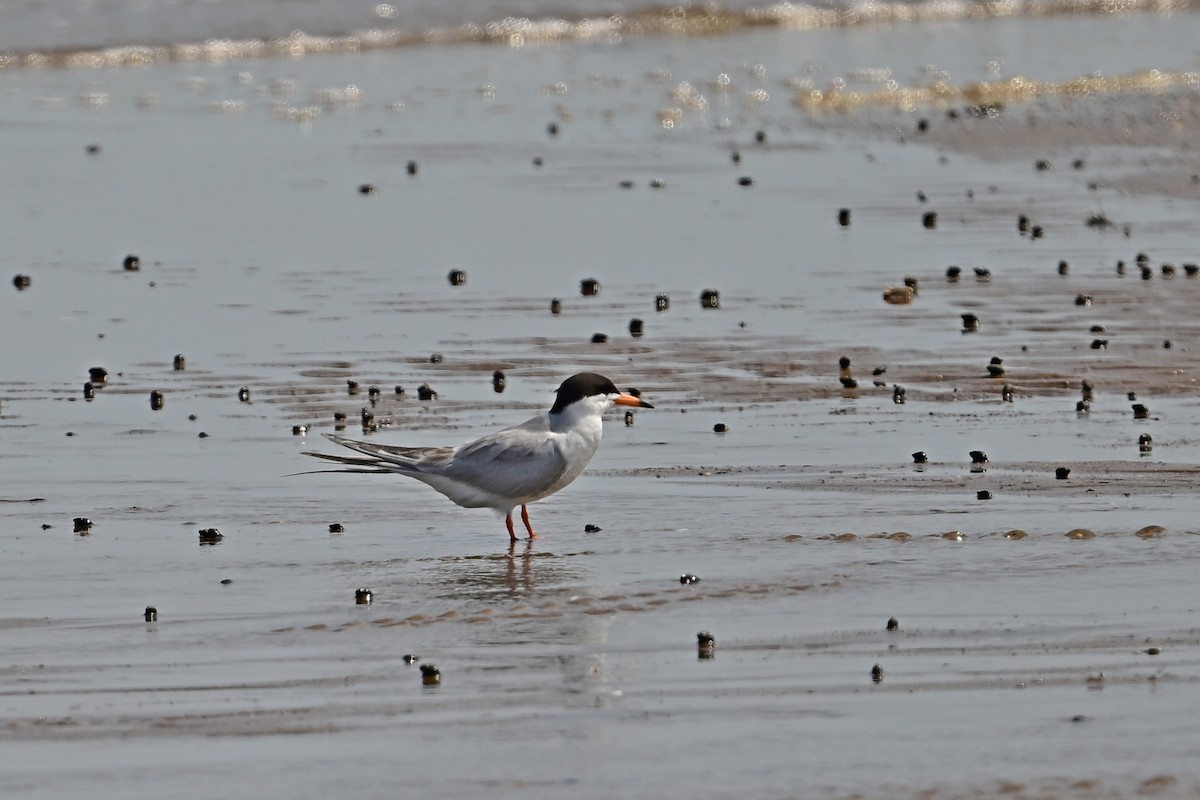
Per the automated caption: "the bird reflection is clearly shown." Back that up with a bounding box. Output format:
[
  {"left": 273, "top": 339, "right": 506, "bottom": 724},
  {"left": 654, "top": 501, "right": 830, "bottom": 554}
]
[{"left": 430, "top": 543, "right": 581, "bottom": 603}]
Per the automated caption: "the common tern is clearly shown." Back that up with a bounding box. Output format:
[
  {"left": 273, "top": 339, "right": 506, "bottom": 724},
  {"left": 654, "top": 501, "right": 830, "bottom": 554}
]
[{"left": 303, "top": 372, "right": 653, "bottom": 541}]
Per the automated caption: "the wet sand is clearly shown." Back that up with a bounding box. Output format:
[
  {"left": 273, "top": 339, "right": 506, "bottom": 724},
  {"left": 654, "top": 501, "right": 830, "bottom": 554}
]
[{"left": 4, "top": 12, "right": 1200, "bottom": 799}]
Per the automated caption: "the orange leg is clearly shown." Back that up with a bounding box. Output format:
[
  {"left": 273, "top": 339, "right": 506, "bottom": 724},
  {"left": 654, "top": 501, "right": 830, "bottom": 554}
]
[
  {"left": 504, "top": 512, "right": 518, "bottom": 543},
  {"left": 521, "top": 504, "right": 538, "bottom": 539}
]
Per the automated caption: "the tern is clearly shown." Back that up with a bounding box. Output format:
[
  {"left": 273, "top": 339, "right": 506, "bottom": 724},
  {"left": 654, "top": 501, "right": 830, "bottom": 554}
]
[{"left": 303, "top": 372, "right": 653, "bottom": 541}]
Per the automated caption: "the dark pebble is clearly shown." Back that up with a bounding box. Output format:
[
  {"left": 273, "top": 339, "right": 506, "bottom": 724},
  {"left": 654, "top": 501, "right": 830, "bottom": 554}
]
[
  {"left": 420, "top": 664, "right": 441, "bottom": 685},
  {"left": 198, "top": 527, "right": 224, "bottom": 544}
]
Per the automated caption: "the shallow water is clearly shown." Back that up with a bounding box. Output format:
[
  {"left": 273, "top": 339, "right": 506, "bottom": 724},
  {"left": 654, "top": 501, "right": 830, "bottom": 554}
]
[{"left": 4, "top": 12, "right": 1200, "bottom": 799}]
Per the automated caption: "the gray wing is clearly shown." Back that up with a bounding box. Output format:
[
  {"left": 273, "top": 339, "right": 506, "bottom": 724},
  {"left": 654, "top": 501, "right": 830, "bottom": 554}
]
[
  {"left": 300, "top": 434, "right": 456, "bottom": 475},
  {"left": 442, "top": 422, "right": 571, "bottom": 502}
]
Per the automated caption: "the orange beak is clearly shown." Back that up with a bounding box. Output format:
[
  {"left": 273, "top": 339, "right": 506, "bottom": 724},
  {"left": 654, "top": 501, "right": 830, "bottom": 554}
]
[{"left": 615, "top": 393, "right": 653, "bottom": 409}]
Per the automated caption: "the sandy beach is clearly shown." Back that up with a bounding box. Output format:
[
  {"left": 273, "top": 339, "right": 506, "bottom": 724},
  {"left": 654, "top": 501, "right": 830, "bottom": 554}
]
[{"left": 3, "top": 7, "right": 1200, "bottom": 798}]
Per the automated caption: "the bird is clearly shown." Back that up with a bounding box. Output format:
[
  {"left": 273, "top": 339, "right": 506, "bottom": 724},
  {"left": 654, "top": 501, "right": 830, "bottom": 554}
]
[{"left": 302, "top": 372, "right": 653, "bottom": 542}]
